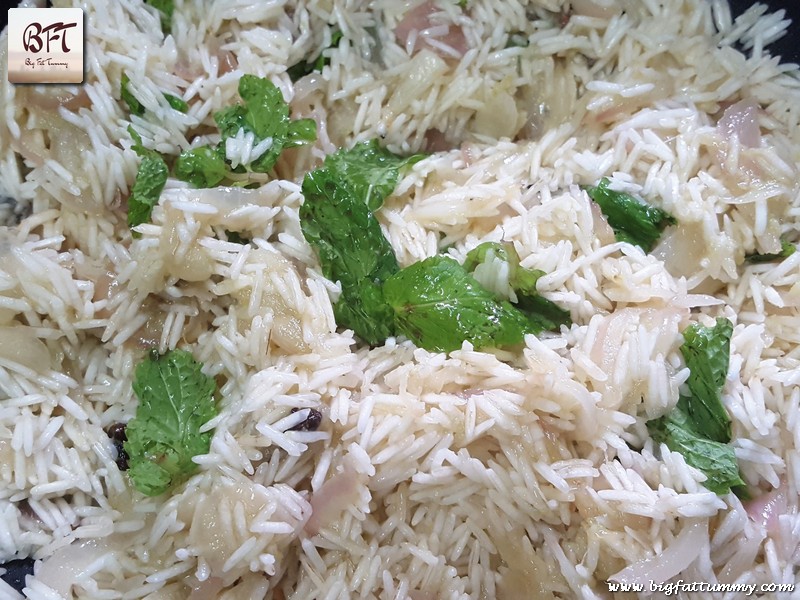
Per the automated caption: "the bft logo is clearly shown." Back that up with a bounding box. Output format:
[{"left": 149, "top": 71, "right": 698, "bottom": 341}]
[
  {"left": 23, "top": 21, "right": 78, "bottom": 54},
  {"left": 7, "top": 8, "right": 84, "bottom": 84}
]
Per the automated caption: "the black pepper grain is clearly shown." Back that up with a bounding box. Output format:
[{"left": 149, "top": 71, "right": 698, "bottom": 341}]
[
  {"left": 288, "top": 407, "right": 322, "bottom": 432},
  {"left": 106, "top": 423, "right": 129, "bottom": 471}
]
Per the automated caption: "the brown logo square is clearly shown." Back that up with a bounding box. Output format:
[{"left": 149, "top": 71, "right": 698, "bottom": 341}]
[{"left": 7, "top": 8, "right": 84, "bottom": 84}]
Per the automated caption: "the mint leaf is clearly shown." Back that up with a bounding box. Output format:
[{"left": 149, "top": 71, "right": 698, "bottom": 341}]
[
  {"left": 287, "top": 30, "right": 343, "bottom": 82},
  {"left": 124, "top": 349, "right": 217, "bottom": 497},
  {"left": 214, "top": 76, "right": 287, "bottom": 172},
  {"left": 225, "top": 230, "right": 251, "bottom": 245},
  {"left": 146, "top": 0, "right": 174, "bottom": 34},
  {"left": 300, "top": 161, "right": 399, "bottom": 344},
  {"left": 647, "top": 408, "right": 745, "bottom": 495},
  {"left": 384, "top": 256, "right": 542, "bottom": 352},
  {"left": 164, "top": 93, "right": 188, "bottom": 113},
  {"left": 128, "top": 153, "right": 168, "bottom": 234},
  {"left": 334, "top": 278, "right": 397, "bottom": 346},
  {"left": 646, "top": 316, "right": 744, "bottom": 496},
  {"left": 322, "top": 140, "right": 425, "bottom": 211},
  {"left": 213, "top": 75, "right": 316, "bottom": 173},
  {"left": 299, "top": 141, "right": 422, "bottom": 344},
  {"left": 214, "top": 106, "right": 251, "bottom": 140},
  {"left": 678, "top": 317, "right": 734, "bottom": 443},
  {"left": 745, "top": 239, "right": 796, "bottom": 264},
  {"left": 465, "top": 242, "right": 543, "bottom": 296},
  {"left": 166, "top": 76, "right": 317, "bottom": 190},
  {"left": 122, "top": 76, "right": 187, "bottom": 116},
  {"left": 175, "top": 144, "right": 228, "bottom": 188},
  {"left": 286, "top": 119, "right": 319, "bottom": 148},
  {"left": 127, "top": 125, "right": 147, "bottom": 156},
  {"left": 464, "top": 242, "right": 571, "bottom": 331},
  {"left": 121, "top": 74, "right": 145, "bottom": 117},
  {"left": 516, "top": 294, "right": 573, "bottom": 331},
  {"left": 584, "top": 178, "right": 676, "bottom": 252}
]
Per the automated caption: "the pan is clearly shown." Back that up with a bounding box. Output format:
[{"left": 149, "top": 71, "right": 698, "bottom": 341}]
[{"left": 728, "top": 0, "right": 799, "bottom": 62}]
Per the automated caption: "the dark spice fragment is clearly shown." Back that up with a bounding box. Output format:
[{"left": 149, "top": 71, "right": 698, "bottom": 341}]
[
  {"left": 106, "top": 423, "right": 129, "bottom": 471},
  {"left": 288, "top": 407, "right": 322, "bottom": 432}
]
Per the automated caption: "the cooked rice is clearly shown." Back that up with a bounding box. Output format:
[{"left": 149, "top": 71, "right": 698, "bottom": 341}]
[{"left": 1, "top": 0, "right": 799, "bottom": 598}]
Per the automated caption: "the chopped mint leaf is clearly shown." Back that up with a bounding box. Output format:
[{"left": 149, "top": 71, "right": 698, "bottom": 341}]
[
  {"left": 175, "top": 144, "right": 228, "bottom": 189},
  {"left": 128, "top": 153, "right": 168, "bottom": 235},
  {"left": 287, "top": 30, "right": 344, "bottom": 82},
  {"left": 677, "top": 317, "right": 734, "bottom": 443},
  {"left": 464, "top": 242, "right": 542, "bottom": 295},
  {"left": 515, "top": 293, "right": 573, "bottom": 332},
  {"left": 225, "top": 230, "right": 251, "bottom": 245},
  {"left": 647, "top": 408, "right": 745, "bottom": 495},
  {"left": 464, "top": 242, "right": 571, "bottom": 331},
  {"left": 745, "top": 239, "right": 796, "bottom": 264},
  {"left": 584, "top": 177, "right": 676, "bottom": 252},
  {"left": 122, "top": 80, "right": 187, "bottom": 116},
  {"left": 321, "top": 139, "right": 425, "bottom": 211},
  {"left": 124, "top": 349, "right": 218, "bottom": 496},
  {"left": 145, "top": 0, "right": 174, "bottom": 34},
  {"left": 213, "top": 75, "right": 315, "bottom": 173},
  {"left": 646, "top": 316, "right": 744, "bottom": 496},
  {"left": 121, "top": 73, "right": 145, "bottom": 117},
  {"left": 300, "top": 157, "right": 400, "bottom": 344},
  {"left": 384, "top": 255, "right": 544, "bottom": 352},
  {"left": 163, "top": 93, "right": 188, "bottom": 113},
  {"left": 299, "top": 141, "right": 422, "bottom": 344},
  {"left": 286, "top": 118, "right": 319, "bottom": 148},
  {"left": 127, "top": 125, "right": 148, "bottom": 156}
]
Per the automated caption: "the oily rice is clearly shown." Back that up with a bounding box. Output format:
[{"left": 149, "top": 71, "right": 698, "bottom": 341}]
[{"left": 1, "top": 0, "right": 800, "bottom": 598}]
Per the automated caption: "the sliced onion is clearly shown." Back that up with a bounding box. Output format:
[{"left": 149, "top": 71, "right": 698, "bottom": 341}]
[
  {"left": 207, "top": 35, "right": 238, "bottom": 77},
  {"left": 460, "top": 142, "right": 477, "bottom": 166},
  {"left": 745, "top": 483, "right": 788, "bottom": 536},
  {"left": 35, "top": 539, "right": 110, "bottom": 597},
  {"left": 396, "top": 2, "right": 435, "bottom": 49},
  {"left": 609, "top": 519, "right": 707, "bottom": 586},
  {"left": 24, "top": 87, "right": 91, "bottom": 111},
  {"left": 387, "top": 50, "right": 448, "bottom": 115},
  {"left": 0, "top": 326, "right": 51, "bottom": 372},
  {"left": 717, "top": 526, "right": 766, "bottom": 584},
  {"left": 10, "top": 137, "right": 46, "bottom": 167},
  {"left": 424, "top": 128, "right": 450, "bottom": 152},
  {"left": 173, "top": 59, "right": 200, "bottom": 82},
  {"left": 218, "top": 50, "right": 238, "bottom": 75},
  {"left": 395, "top": 1, "right": 467, "bottom": 58},
  {"left": 292, "top": 73, "right": 324, "bottom": 105},
  {"left": 590, "top": 201, "right": 615, "bottom": 246},
  {"left": 304, "top": 467, "right": 360, "bottom": 536},
  {"left": 473, "top": 88, "right": 520, "bottom": 139},
  {"left": 494, "top": 532, "right": 559, "bottom": 600},
  {"left": 188, "top": 577, "right": 225, "bottom": 600},
  {"left": 718, "top": 99, "right": 761, "bottom": 149},
  {"left": 589, "top": 308, "right": 638, "bottom": 372},
  {"left": 521, "top": 61, "right": 578, "bottom": 139},
  {"left": 651, "top": 222, "right": 706, "bottom": 281}
]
